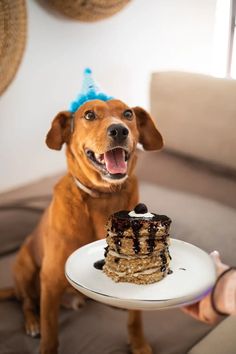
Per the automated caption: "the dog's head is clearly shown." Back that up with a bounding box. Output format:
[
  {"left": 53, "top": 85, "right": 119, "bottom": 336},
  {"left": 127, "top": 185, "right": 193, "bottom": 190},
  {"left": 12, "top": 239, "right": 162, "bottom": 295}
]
[{"left": 46, "top": 99, "right": 163, "bottom": 189}]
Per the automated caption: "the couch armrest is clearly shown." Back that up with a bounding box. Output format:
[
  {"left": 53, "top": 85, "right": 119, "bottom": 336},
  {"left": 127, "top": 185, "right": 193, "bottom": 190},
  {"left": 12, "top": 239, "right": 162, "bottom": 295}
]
[{"left": 151, "top": 71, "right": 236, "bottom": 171}]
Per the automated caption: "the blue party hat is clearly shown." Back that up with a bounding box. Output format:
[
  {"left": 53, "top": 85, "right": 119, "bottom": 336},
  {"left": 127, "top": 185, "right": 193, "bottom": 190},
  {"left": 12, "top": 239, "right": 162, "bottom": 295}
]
[{"left": 69, "top": 68, "right": 113, "bottom": 113}]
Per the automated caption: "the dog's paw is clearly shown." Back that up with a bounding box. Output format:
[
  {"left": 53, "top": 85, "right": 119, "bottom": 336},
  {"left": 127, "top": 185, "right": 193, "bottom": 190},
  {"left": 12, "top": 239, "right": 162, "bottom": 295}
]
[
  {"left": 25, "top": 316, "right": 40, "bottom": 338},
  {"left": 130, "top": 343, "right": 153, "bottom": 354},
  {"left": 61, "top": 291, "right": 86, "bottom": 310}
]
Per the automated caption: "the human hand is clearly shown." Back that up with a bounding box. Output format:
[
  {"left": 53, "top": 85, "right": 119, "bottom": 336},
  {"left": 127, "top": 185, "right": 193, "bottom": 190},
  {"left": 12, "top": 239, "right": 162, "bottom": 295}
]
[{"left": 182, "top": 251, "right": 232, "bottom": 324}]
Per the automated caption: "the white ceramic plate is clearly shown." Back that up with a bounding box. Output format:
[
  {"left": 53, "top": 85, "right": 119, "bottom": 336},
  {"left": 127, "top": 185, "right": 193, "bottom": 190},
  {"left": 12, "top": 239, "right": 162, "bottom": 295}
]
[{"left": 65, "top": 239, "right": 216, "bottom": 311}]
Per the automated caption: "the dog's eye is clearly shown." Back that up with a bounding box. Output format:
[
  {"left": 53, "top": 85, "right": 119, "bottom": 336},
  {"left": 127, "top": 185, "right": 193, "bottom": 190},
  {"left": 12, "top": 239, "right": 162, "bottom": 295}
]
[
  {"left": 123, "top": 109, "right": 133, "bottom": 120},
  {"left": 84, "top": 110, "right": 96, "bottom": 121}
]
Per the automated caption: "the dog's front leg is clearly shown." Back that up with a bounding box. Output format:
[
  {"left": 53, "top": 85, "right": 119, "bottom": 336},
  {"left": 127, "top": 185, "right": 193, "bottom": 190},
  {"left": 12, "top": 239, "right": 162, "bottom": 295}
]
[
  {"left": 40, "top": 269, "right": 65, "bottom": 354},
  {"left": 128, "top": 310, "right": 152, "bottom": 354}
]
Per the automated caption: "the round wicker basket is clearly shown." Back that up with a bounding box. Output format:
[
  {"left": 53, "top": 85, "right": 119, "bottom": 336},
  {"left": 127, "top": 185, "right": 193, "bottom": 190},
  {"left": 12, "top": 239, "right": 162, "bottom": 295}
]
[
  {"left": 0, "top": 0, "right": 27, "bottom": 96},
  {"left": 47, "top": 0, "right": 130, "bottom": 22}
]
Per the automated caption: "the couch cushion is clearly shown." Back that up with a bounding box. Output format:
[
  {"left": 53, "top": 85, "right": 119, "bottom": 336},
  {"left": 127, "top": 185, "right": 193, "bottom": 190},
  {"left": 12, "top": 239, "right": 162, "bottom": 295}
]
[
  {"left": 150, "top": 71, "right": 236, "bottom": 171},
  {"left": 136, "top": 150, "right": 236, "bottom": 209},
  {"left": 0, "top": 182, "right": 235, "bottom": 354},
  {"left": 0, "top": 208, "right": 43, "bottom": 256},
  {"left": 188, "top": 315, "right": 236, "bottom": 354},
  {"left": 0, "top": 175, "right": 57, "bottom": 256},
  {"left": 140, "top": 182, "right": 236, "bottom": 265}
]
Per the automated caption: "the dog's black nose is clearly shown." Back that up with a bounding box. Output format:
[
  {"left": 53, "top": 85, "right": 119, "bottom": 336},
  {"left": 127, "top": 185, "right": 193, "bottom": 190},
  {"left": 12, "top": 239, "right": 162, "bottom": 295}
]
[{"left": 107, "top": 124, "right": 129, "bottom": 142}]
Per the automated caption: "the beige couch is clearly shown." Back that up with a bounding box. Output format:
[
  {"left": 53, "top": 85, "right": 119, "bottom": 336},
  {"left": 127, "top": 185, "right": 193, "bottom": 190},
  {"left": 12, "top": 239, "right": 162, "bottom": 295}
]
[
  {"left": 150, "top": 71, "right": 236, "bottom": 171},
  {"left": 0, "top": 72, "right": 236, "bottom": 353}
]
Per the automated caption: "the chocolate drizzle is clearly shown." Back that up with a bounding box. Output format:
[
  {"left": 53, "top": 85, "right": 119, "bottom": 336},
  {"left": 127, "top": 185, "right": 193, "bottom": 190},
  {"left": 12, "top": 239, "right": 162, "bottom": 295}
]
[
  {"left": 114, "top": 230, "right": 124, "bottom": 252},
  {"left": 111, "top": 217, "right": 129, "bottom": 253},
  {"left": 160, "top": 251, "right": 167, "bottom": 265},
  {"left": 104, "top": 246, "right": 109, "bottom": 257},
  {"left": 147, "top": 224, "right": 158, "bottom": 253},
  {"left": 161, "top": 265, "right": 166, "bottom": 273},
  {"left": 167, "top": 249, "right": 172, "bottom": 260},
  {"left": 105, "top": 205, "right": 172, "bottom": 280},
  {"left": 111, "top": 214, "right": 130, "bottom": 231},
  {"left": 113, "top": 210, "right": 171, "bottom": 224},
  {"left": 114, "top": 236, "right": 122, "bottom": 252},
  {"left": 93, "top": 259, "right": 105, "bottom": 270},
  {"left": 131, "top": 220, "right": 142, "bottom": 254}
]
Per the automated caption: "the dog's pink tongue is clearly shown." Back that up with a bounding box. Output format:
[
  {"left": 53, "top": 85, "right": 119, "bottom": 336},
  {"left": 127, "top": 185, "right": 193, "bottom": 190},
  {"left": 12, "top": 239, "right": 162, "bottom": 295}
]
[{"left": 104, "top": 148, "right": 127, "bottom": 174}]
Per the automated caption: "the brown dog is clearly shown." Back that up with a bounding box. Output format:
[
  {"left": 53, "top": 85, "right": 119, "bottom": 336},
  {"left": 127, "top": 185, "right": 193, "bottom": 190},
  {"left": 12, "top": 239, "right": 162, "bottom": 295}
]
[{"left": 0, "top": 99, "right": 163, "bottom": 354}]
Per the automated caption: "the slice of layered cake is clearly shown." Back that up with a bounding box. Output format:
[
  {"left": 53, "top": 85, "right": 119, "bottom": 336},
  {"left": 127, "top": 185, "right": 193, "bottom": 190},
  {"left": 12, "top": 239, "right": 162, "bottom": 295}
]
[{"left": 103, "top": 203, "right": 172, "bottom": 284}]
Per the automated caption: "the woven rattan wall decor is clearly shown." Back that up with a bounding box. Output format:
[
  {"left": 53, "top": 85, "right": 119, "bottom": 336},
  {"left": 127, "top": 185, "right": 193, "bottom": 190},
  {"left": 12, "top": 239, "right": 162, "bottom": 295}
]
[
  {"left": 46, "top": 0, "right": 130, "bottom": 21},
  {"left": 0, "top": 0, "right": 27, "bottom": 95}
]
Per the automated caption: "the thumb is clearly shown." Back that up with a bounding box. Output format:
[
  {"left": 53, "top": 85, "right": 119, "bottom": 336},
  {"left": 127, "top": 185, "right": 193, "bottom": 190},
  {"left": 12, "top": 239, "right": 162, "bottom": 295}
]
[
  {"left": 210, "top": 250, "right": 221, "bottom": 265},
  {"left": 210, "top": 250, "right": 229, "bottom": 275}
]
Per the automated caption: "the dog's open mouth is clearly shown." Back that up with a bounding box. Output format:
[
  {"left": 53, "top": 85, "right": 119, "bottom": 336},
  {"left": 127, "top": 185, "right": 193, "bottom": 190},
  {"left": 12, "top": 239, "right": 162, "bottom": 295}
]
[{"left": 85, "top": 147, "right": 129, "bottom": 179}]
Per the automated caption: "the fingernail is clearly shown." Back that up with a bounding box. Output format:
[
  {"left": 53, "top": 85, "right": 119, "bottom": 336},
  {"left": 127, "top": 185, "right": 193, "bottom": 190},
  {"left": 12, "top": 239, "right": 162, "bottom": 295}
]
[{"left": 211, "top": 250, "right": 219, "bottom": 256}]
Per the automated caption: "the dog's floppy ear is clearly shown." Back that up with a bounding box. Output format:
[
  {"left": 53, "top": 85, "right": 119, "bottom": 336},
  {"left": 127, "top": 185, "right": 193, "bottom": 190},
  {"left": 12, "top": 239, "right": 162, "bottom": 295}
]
[
  {"left": 46, "top": 111, "right": 72, "bottom": 150},
  {"left": 133, "top": 106, "right": 163, "bottom": 150}
]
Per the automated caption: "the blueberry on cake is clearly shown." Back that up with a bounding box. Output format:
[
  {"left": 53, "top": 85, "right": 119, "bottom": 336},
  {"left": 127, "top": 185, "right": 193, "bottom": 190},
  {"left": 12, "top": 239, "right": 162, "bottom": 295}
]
[{"left": 103, "top": 203, "right": 172, "bottom": 284}]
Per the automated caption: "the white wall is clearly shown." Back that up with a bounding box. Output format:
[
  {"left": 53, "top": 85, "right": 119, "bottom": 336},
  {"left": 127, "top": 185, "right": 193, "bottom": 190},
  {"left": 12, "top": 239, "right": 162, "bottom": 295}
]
[{"left": 0, "top": 0, "right": 216, "bottom": 192}]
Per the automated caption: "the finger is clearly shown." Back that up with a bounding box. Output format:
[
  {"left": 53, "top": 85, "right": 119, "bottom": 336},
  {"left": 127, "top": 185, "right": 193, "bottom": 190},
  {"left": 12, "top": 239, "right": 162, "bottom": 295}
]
[
  {"left": 198, "top": 295, "right": 220, "bottom": 324},
  {"left": 182, "top": 303, "right": 201, "bottom": 321}
]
